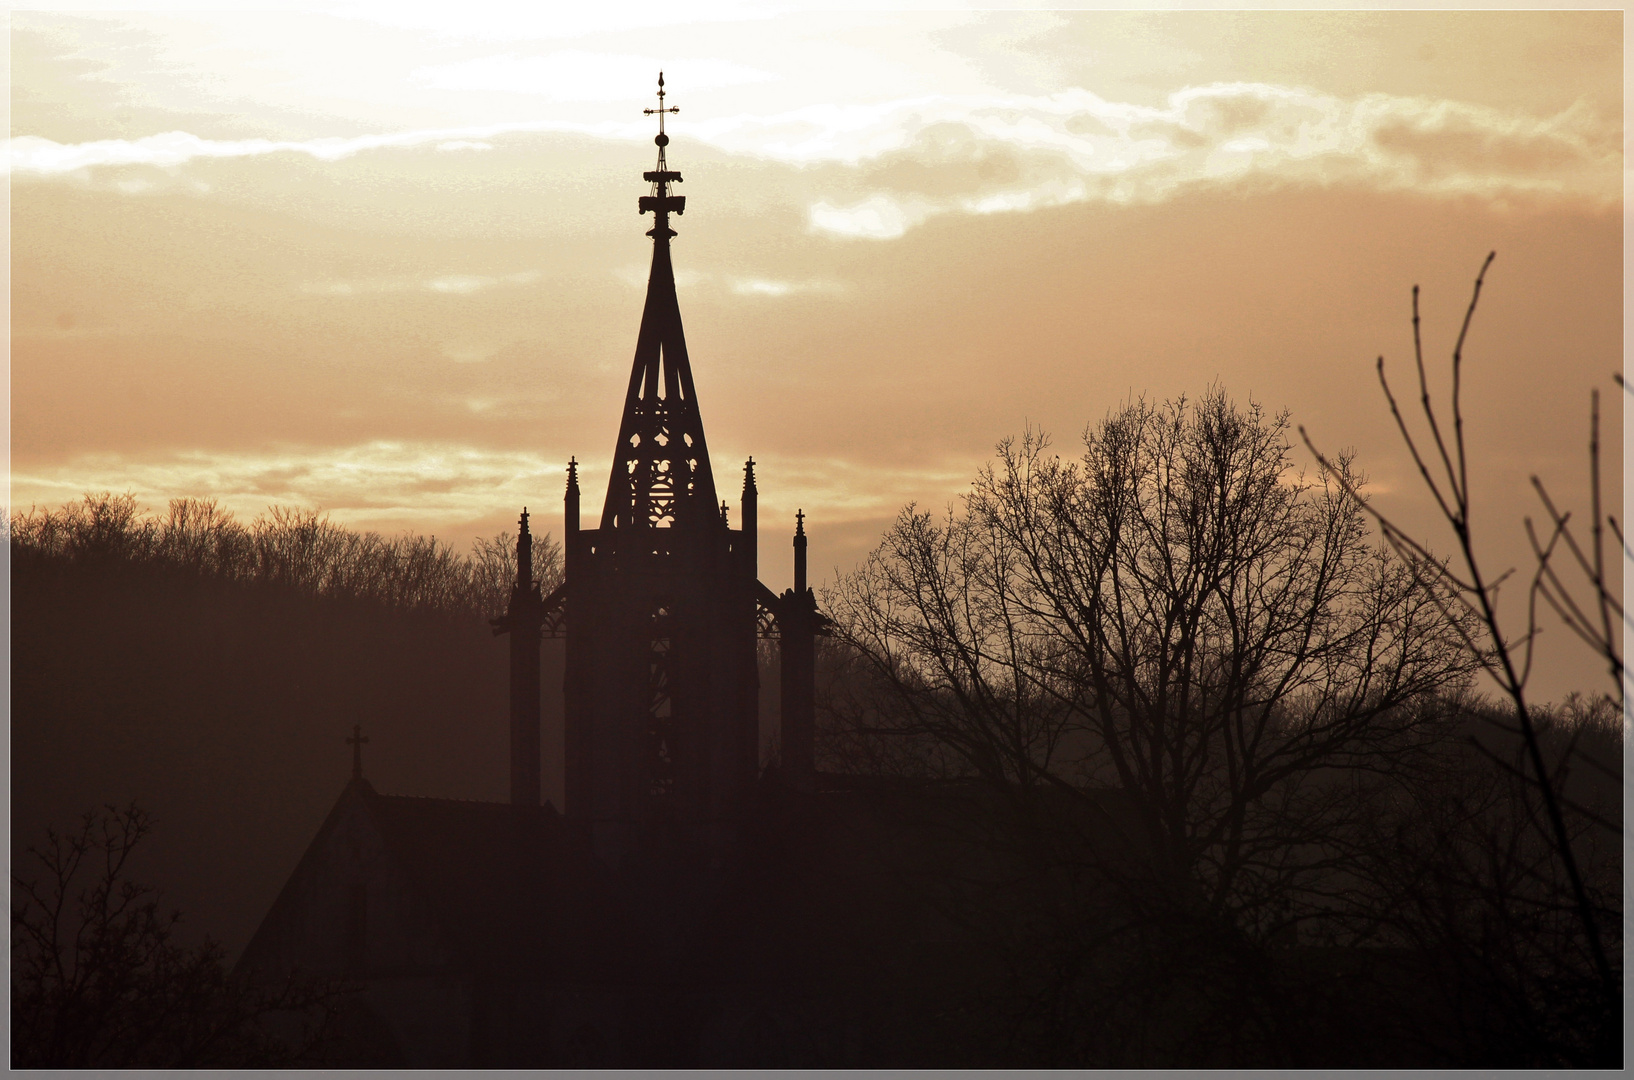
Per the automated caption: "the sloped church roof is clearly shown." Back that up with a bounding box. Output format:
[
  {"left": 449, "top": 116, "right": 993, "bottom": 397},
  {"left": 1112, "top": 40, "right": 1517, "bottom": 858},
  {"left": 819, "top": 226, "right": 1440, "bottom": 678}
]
[{"left": 237, "top": 779, "right": 634, "bottom": 981}]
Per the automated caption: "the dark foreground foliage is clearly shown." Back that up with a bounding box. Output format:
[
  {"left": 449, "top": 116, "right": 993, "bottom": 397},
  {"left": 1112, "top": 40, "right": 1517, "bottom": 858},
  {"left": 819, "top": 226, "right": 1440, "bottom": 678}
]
[
  {"left": 811, "top": 635, "right": 1621, "bottom": 1067},
  {"left": 11, "top": 805, "right": 350, "bottom": 1068}
]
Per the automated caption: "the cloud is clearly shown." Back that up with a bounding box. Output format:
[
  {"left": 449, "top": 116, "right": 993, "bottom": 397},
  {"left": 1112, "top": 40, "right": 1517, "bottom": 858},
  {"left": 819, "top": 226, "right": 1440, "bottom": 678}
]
[
  {"left": 808, "top": 194, "right": 931, "bottom": 241},
  {"left": 427, "top": 271, "right": 539, "bottom": 294},
  {"left": 752, "top": 455, "right": 983, "bottom": 523},
  {"left": 8, "top": 122, "right": 638, "bottom": 176},
  {"left": 412, "top": 51, "right": 774, "bottom": 102},
  {"left": 613, "top": 264, "right": 706, "bottom": 290},
  {"left": 727, "top": 277, "right": 844, "bottom": 297},
  {"left": 11, "top": 82, "right": 1615, "bottom": 240},
  {"left": 1364, "top": 97, "right": 1611, "bottom": 187},
  {"left": 795, "top": 83, "right": 1618, "bottom": 239},
  {"left": 9, "top": 442, "right": 566, "bottom": 533},
  {"left": 730, "top": 278, "right": 792, "bottom": 297},
  {"left": 612, "top": 264, "right": 842, "bottom": 296},
  {"left": 326, "top": 0, "right": 777, "bottom": 43},
  {"left": 7, "top": 443, "right": 977, "bottom": 551},
  {"left": 299, "top": 270, "right": 539, "bottom": 296}
]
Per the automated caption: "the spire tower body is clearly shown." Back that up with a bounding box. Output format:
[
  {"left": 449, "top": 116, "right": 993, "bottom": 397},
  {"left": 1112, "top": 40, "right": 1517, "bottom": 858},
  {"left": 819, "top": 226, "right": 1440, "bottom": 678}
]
[{"left": 564, "top": 77, "right": 759, "bottom": 870}]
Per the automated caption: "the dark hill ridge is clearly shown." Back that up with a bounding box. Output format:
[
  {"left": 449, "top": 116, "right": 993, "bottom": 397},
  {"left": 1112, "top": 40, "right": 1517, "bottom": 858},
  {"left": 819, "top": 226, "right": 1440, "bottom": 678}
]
[
  {"left": 11, "top": 546, "right": 523, "bottom": 956},
  {"left": 9, "top": 495, "right": 565, "bottom": 957}
]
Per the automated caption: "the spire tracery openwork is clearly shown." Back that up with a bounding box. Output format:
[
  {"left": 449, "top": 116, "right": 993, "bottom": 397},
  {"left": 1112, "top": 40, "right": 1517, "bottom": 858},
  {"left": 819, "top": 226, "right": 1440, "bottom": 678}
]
[{"left": 602, "top": 73, "right": 718, "bottom": 532}]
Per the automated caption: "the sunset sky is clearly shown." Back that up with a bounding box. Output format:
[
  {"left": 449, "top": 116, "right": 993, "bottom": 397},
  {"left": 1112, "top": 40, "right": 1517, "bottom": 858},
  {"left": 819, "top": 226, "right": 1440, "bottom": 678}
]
[{"left": 9, "top": 5, "right": 1624, "bottom": 698}]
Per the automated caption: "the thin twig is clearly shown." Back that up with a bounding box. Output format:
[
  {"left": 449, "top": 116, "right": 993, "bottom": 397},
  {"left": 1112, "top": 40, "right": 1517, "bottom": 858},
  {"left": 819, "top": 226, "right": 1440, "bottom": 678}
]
[
  {"left": 1303, "top": 254, "right": 1614, "bottom": 991},
  {"left": 1450, "top": 252, "right": 1497, "bottom": 520}
]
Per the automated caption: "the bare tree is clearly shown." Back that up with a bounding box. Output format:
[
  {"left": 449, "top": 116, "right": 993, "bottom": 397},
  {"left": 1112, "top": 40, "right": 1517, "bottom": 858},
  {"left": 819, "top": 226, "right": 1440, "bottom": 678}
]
[
  {"left": 826, "top": 389, "right": 1474, "bottom": 932},
  {"left": 472, "top": 527, "right": 565, "bottom": 615},
  {"left": 1300, "top": 252, "right": 1622, "bottom": 1063}
]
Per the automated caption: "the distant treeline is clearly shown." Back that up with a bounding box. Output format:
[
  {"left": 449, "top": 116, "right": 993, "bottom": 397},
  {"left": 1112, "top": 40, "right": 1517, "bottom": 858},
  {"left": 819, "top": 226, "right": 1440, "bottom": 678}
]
[{"left": 8, "top": 493, "right": 563, "bottom": 620}]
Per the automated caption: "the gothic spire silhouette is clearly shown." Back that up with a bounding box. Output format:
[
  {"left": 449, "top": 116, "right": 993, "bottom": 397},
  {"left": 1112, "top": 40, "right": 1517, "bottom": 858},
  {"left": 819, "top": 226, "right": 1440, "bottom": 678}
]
[
  {"left": 556, "top": 74, "right": 821, "bottom": 869},
  {"left": 490, "top": 508, "right": 544, "bottom": 806},
  {"left": 601, "top": 71, "right": 719, "bottom": 531}
]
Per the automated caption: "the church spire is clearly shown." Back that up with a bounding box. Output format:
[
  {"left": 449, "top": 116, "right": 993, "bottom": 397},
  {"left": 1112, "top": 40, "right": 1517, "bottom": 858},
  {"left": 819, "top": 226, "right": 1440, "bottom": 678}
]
[{"left": 601, "top": 73, "right": 719, "bottom": 531}]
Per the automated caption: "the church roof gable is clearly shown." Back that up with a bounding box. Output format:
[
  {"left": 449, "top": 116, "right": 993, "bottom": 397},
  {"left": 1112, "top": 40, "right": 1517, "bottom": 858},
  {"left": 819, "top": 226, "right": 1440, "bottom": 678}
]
[
  {"left": 239, "top": 780, "right": 633, "bottom": 981},
  {"left": 358, "top": 789, "right": 632, "bottom": 974}
]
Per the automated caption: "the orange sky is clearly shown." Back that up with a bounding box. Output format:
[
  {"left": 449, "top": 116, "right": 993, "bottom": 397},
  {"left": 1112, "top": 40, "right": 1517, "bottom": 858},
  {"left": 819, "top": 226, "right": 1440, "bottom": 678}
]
[{"left": 9, "top": 7, "right": 1624, "bottom": 700}]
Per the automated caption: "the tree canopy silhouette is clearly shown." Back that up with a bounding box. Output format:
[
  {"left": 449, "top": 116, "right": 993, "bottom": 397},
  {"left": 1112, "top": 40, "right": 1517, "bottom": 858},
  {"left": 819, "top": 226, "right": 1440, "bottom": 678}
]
[
  {"left": 825, "top": 388, "right": 1475, "bottom": 928},
  {"left": 8, "top": 493, "right": 562, "bottom": 620}
]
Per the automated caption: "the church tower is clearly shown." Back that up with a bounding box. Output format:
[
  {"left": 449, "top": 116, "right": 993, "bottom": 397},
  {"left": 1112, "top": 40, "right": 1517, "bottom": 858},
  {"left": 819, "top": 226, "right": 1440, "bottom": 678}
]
[{"left": 561, "top": 75, "right": 762, "bottom": 870}]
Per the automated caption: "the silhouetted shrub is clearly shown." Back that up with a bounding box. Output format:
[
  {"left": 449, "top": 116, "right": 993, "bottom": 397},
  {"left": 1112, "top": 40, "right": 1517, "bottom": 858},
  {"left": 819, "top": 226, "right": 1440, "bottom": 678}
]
[{"left": 11, "top": 804, "right": 348, "bottom": 1068}]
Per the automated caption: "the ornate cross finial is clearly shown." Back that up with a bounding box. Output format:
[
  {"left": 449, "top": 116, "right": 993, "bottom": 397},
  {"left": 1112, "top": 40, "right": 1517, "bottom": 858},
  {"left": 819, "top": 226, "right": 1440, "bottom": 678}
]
[
  {"left": 643, "top": 70, "right": 679, "bottom": 143},
  {"left": 796, "top": 508, "right": 805, "bottom": 536},
  {"left": 347, "top": 724, "right": 370, "bottom": 781},
  {"left": 638, "top": 73, "right": 685, "bottom": 238}
]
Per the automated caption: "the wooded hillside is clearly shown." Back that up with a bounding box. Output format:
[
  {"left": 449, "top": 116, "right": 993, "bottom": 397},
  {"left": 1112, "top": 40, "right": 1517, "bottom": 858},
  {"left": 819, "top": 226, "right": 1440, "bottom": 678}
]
[{"left": 11, "top": 495, "right": 557, "bottom": 955}]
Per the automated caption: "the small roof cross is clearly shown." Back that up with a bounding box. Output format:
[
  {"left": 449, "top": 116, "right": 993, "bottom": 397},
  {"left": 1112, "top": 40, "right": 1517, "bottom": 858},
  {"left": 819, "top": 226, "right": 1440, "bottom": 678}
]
[{"left": 347, "top": 723, "right": 370, "bottom": 781}]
